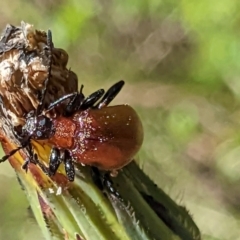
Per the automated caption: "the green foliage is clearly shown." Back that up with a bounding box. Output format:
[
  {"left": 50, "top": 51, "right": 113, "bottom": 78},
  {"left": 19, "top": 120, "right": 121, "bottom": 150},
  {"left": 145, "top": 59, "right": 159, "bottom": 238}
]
[
  {"left": 166, "top": 102, "right": 199, "bottom": 143},
  {"left": 52, "top": 0, "right": 96, "bottom": 46},
  {"left": 180, "top": 0, "right": 240, "bottom": 88}
]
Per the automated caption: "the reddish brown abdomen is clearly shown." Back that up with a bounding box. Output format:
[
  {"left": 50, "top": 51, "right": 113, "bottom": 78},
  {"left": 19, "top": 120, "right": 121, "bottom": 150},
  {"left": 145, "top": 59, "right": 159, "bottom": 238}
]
[{"left": 71, "top": 105, "right": 143, "bottom": 170}]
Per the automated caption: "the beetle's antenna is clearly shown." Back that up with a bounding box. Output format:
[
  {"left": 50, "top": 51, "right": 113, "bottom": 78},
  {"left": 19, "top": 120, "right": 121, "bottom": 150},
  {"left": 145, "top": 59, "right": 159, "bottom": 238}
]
[
  {"left": 0, "top": 146, "right": 24, "bottom": 162},
  {"left": 96, "top": 80, "right": 125, "bottom": 109},
  {"left": 45, "top": 92, "right": 78, "bottom": 113},
  {"left": 80, "top": 88, "right": 105, "bottom": 110},
  {"left": 36, "top": 30, "right": 53, "bottom": 116},
  {"left": 0, "top": 140, "right": 29, "bottom": 163}
]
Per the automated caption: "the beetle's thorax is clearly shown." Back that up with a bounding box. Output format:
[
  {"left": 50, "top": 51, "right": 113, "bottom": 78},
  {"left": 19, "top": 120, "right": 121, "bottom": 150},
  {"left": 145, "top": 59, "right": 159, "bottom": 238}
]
[{"left": 49, "top": 116, "right": 76, "bottom": 149}]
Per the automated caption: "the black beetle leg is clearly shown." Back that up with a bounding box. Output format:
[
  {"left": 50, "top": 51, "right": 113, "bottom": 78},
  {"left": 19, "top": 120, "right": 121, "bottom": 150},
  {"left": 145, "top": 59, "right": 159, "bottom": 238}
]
[
  {"left": 49, "top": 147, "right": 62, "bottom": 177},
  {"left": 21, "top": 142, "right": 37, "bottom": 172},
  {"left": 102, "top": 173, "right": 122, "bottom": 199},
  {"left": 33, "top": 153, "right": 49, "bottom": 175},
  {"left": 21, "top": 158, "right": 30, "bottom": 172},
  {"left": 96, "top": 80, "right": 125, "bottom": 109},
  {"left": 48, "top": 148, "right": 75, "bottom": 181},
  {"left": 22, "top": 144, "right": 49, "bottom": 175},
  {"left": 63, "top": 150, "right": 75, "bottom": 181},
  {"left": 91, "top": 166, "right": 104, "bottom": 190},
  {"left": 91, "top": 167, "right": 122, "bottom": 199}
]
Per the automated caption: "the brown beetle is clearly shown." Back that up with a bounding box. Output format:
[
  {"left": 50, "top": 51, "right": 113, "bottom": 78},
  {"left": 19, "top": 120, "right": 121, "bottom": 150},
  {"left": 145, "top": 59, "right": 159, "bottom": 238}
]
[
  {"left": 0, "top": 29, "right": 143, "bottom": 181},
  {"left": 1, "top": 80, "right": 143, "bottom": 181}
]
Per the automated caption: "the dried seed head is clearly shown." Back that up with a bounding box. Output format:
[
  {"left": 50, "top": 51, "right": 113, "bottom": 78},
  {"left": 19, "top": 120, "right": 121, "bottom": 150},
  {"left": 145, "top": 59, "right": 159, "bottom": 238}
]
[{"left": 0, "top": 22, "right": 77, "bottom": 128}]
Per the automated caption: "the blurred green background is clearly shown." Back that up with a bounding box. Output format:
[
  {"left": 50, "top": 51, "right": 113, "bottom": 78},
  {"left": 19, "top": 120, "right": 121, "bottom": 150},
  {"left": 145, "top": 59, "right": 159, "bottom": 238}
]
[{"left": 0, "top": 0, "right": 240, "bottom": 239}]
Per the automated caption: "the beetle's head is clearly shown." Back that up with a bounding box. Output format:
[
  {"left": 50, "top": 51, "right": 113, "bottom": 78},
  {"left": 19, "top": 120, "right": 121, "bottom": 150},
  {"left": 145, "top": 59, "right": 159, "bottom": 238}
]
[{"left": 22, "top": 115, "right": 54, "bottom": 140}]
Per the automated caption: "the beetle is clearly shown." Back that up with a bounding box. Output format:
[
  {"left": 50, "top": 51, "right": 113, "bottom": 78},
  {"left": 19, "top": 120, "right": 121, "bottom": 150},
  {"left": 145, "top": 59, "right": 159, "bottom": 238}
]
[
  {"left": 0, "top": 31, "right": 143, "bottom": 182},
  {"left": 0, "top": 80, "right": 143, "bottom": 181}
]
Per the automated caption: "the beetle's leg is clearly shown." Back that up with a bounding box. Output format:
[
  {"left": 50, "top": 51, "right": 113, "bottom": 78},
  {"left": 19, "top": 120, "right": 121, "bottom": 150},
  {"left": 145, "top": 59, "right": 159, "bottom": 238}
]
[
  {"left": 63, "top": 150, "right": 75, "bottom": 181},
  {"left": 32, "top": 153, "right": 50, "bottom": 175},
  {"left": 21, "top": 158, "right": 30, "bottom": 171},
  {"left": 22, "top": 153, "right": 49, "bottom": 175},
  {"left": 22, "top": 144, "right": 49, "bottom": 175},
  {"left": 102, "top": 173, "right": 122, "bottom": 199},
  {"left": 21, "top": 143, "right": 32, "bottom": 172},
  {"left": 91, "top": 167, "right": 122, "bottom": 199},
  {"left": 48, "top": 148, "right": 75, "bottom": 181},
  {"left": 91, "top": 167, "right": 104, "bottom": 190},
  {"left": 22, "top": 142, "right": 37, "bottom": 171},
  {"left": 0, "top": 138, "right": 48, "bottom": 175},
  {"left": 49, "top": 147, "right": 62, "bottom": 177},
  {"left": 96, "top": 80, "right": 125, "bottom": 109}
]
